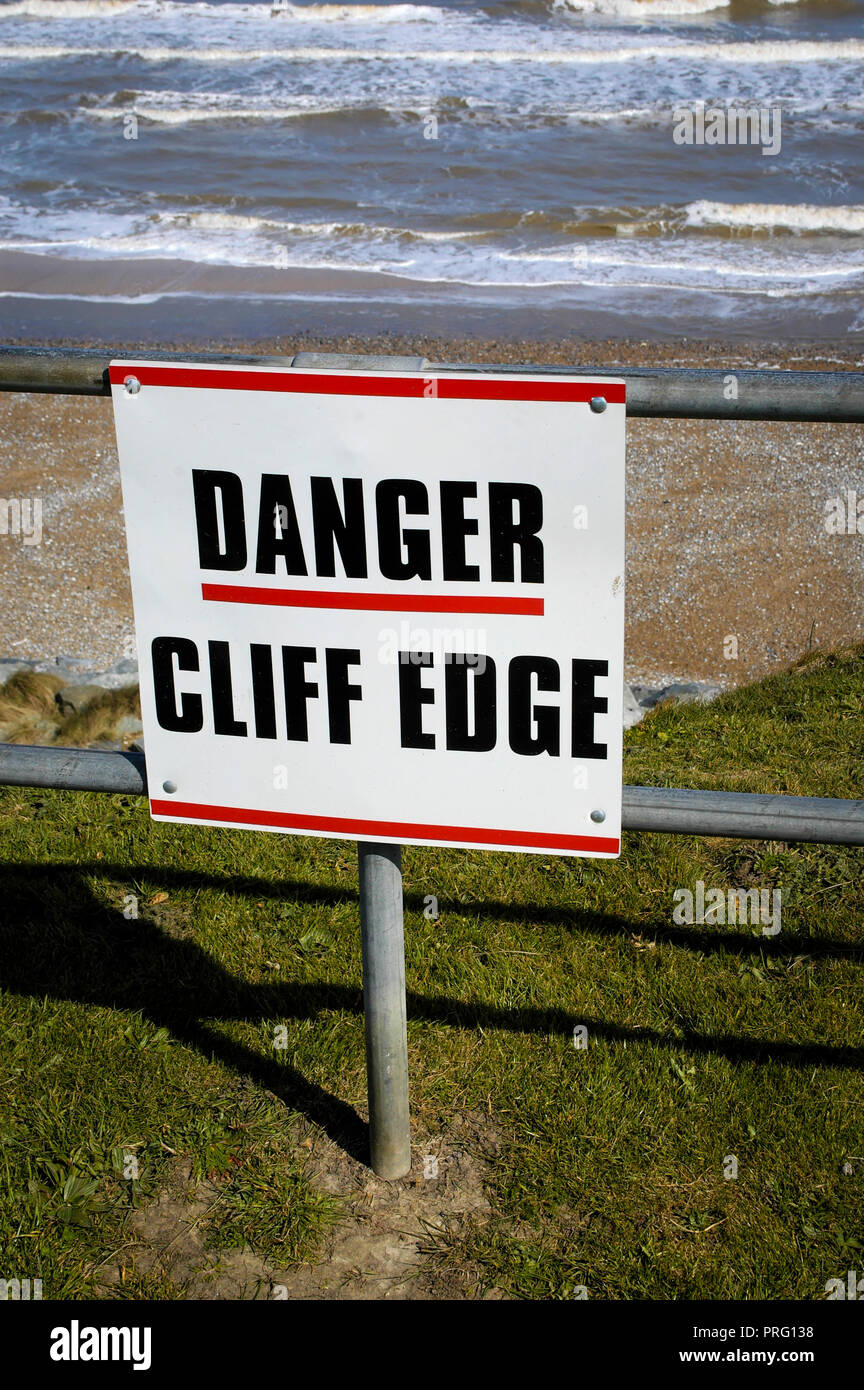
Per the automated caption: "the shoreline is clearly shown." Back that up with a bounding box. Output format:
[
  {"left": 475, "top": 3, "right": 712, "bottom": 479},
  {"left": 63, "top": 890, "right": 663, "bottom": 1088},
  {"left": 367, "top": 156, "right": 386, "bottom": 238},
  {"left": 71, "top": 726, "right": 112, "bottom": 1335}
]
[{"left": 2, "top": 249, "right": 863, "bottom": 349}]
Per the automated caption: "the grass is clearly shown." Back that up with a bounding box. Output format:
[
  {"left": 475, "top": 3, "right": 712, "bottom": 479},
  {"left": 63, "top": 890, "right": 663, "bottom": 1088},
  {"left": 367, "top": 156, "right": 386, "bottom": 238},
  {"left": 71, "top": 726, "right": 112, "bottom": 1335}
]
[{"left": 0, "top": 644, "right": 863, "bottom": 1299}]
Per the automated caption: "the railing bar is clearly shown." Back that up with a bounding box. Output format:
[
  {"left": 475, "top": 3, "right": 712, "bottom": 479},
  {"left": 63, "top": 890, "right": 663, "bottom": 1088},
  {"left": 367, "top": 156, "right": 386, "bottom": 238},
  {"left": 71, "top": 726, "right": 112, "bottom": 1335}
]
[
  {"left": 1, "top": 745, "right": 863, "bottom": 845},
  {"left": 0, "top": 346, "right": 863, "bottom": 421}
]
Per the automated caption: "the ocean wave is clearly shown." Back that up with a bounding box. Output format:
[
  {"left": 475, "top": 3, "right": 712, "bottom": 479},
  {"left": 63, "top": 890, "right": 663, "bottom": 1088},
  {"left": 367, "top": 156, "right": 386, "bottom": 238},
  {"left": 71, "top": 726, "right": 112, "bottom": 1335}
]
[
  {"left": 500, "top": 245, "right": 861, "bottom": 281},
  {"left": 1, "top": 0, "right": 801, "bottom": 18},
  {"left": 8, "top": 201, "right": 862, "bottom": 257},
  {"left": 76, "top": 89, "right": 668, "bottom": 127},
  {"left": 79, "top": 86, "right": 462, "bottom": 124},
  {"left": 5, "top": 197, "right": 861, "bottom": 298},
  {"left": 685, "top": 200, "right": 864, "bottom": 234},
  {"left": 3, "top": 38, "right": 864, "bottom": 63},
  {"left": 551, "top": 0, "right": 804, "bottom": 13},
  {"left": 565, "top": 105, "right": 660, "bottom": 123},
  {"left": 68, "top": 87, "right": 864, "bottom": 131},
  {"left": 83, "top": 91, "right": 352, "bottom": 121},
  {"left": 226, "top": 2, "right": 445, "bottom": 19},
  {"left": 0, "top": 288, "right": 169, "bottom": 303},
  {"left": 143, "top": 205, "right": 675, "bottom": 242},
  {"left": 505, "top": 203, "right": 864, "bottom": 240},
  {"left": 152, "top": 208, "right": 488, "bottom": 241},
  {"left": 0, "top": 0, "right": 444, "bottom": 18},
  {"left": 551, "top": 0, "right": 808, "bottom": 12},
  {"left": 0, "top": 0, "right": 138, "bottom": 15},
  {"left": 552, "top": 0, "right": 729, "bottom": 15}
]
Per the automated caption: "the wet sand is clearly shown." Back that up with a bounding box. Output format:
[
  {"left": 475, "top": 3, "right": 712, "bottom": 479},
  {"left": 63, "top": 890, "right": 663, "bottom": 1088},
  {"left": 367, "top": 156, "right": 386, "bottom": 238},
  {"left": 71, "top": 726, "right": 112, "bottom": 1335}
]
[{"left": 4, "top": 250, "right": 863, "bottom": 347}]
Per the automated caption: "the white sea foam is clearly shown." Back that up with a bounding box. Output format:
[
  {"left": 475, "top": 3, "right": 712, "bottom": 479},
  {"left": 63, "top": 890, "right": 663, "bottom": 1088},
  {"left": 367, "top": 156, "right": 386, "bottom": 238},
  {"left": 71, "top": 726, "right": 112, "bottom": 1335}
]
[
  {"left": 3, "top": 38, "right": 863, "bottom": 63},
  {"left": 553, "top": 0, "right": 729, "bottom": 15},
  {"left": 238, "top": 3, "right": 444, "bottom": 20},
  {"left": 0, "top": 0, "right": 139, "bottom": 15},
  {"left": 0, "top": 288, "right": 169, "bottom": 303},
  {"left": 79, "top": 85, "right": 464, "bottom": 126},
  {"left": 5, "top": 196, "right": 860, "bottom": 300},
  {"left": 75, "top": 87, "right": 864, "bottom": 131},
  {"left": 553, "top": 0, "right": 803, "bottom": 17},
  {"left": 565, "top": 105, "right": 660, "bottom": 123},
  {"left": 685, "top": 200, "right": 864, "bottom": 234},
  {"left": 84, "top": 92, "right": 351, "bottom": 122},
  {"left": 0, "top": 0, "right": 444, "bottom": 18},
  {"left": 81, "top": 90, "right": 671, "bottom": 127},
  {"left": 153, "top": 208, "right": 486, "bottom": 240}
]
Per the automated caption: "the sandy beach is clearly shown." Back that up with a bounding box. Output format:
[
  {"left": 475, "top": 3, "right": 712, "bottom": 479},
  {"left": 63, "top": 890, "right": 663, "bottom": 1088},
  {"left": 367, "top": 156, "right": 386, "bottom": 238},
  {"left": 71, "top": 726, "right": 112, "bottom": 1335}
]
[{"left": 0, "top": 332, "right": 862, "bottom": 691}]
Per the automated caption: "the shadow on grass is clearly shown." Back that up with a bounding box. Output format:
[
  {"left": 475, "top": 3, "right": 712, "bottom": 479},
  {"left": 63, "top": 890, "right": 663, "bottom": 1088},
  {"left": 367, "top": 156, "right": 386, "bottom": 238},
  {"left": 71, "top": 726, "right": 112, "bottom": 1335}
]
[
  {"left": 5, "top": 857, "right": 859, "bottom": 962},
  {"left": 1, "top": 861, "right": 863, "bottom": 1165}
]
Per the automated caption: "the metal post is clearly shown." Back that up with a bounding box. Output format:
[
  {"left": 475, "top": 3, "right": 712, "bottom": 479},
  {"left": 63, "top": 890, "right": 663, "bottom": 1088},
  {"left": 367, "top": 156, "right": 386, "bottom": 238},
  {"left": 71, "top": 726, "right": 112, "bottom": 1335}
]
[{"left": 357, "top": 841, "right": 411, "bottom": 1178}]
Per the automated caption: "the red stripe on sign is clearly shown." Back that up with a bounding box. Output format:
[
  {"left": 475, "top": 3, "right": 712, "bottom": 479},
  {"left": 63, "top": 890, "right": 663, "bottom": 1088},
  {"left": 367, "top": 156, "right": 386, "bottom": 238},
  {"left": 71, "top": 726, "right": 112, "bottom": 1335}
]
[
  {"left": 201, "top": 583, "right": 543, "bottom": 616},
  {"left": 148, "top": 799, "right": 620, "bottom": 853},
  {"left": 108, "top": 362, "right": 625, "bottom": 404}
]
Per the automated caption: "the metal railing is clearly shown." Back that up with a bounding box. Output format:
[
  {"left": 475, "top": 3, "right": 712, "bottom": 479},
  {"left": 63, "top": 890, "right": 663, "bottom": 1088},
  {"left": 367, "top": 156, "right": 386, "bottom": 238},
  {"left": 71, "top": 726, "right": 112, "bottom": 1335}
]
[
  {"left": 3, "top": 342, "right": 864, "bottom": 1174},
  {"left": 1, "top": 345, "right": 863, "bottom": 847},
  {"left": 2, "top": 744, "right": 863, "bottom": 846},
  {"left": 2, "top": 344, "right": 864, "bottom": 421}
]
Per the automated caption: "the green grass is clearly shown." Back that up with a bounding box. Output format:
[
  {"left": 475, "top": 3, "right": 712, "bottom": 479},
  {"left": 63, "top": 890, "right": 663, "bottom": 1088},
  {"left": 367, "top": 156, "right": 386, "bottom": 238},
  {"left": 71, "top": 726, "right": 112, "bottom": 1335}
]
[{"left": 1, "top": 644, "right": 863, "bottom": 1299}]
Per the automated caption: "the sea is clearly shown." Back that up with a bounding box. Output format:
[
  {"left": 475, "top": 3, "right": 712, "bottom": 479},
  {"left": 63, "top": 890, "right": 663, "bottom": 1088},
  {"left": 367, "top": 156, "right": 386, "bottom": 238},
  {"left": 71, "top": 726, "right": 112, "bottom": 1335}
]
[{"left": 0, "top": 0, "right": 862, "bottom": 344}]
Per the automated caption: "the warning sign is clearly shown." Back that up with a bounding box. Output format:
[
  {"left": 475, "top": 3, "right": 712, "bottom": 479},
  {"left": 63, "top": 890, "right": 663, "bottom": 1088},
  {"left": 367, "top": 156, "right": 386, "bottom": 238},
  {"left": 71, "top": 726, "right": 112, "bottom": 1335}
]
[{"left": 111, "top": 361, "right": 625, "bottom": 857}]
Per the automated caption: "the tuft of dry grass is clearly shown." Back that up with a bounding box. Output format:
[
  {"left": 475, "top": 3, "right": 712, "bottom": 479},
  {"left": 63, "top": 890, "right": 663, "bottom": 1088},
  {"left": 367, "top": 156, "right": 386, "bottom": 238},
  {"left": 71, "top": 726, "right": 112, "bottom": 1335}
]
[
  {"left": 0, "top": 672, "right": 141, "bottom": 747},
  {"left": 61, "top": 686, "right": 141, "bottom": 747},
  {"left": 0, "top": 670, "right": 66, "bottom": 744}
]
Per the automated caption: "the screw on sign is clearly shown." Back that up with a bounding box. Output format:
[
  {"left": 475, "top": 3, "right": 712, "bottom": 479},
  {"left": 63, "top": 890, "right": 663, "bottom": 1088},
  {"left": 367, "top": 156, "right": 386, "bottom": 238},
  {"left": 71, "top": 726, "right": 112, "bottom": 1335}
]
[{"left": 111, "top": 358, "right": 626, "bottom": 1177}]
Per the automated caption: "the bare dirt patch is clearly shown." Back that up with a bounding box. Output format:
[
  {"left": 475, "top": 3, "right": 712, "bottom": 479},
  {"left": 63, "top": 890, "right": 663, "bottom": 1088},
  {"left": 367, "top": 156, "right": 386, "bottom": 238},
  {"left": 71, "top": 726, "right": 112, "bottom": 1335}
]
[{"left": 94, "top": 1111, "right": 505, "bottom": 1301}]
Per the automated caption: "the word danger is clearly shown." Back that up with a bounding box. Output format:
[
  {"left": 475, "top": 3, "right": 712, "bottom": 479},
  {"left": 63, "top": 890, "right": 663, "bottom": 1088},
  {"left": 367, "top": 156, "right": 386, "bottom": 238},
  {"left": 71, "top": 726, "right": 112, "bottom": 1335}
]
[
  {"left": 151, "top": 639, "right": 610, "bottom": 759},
  {"left": 192, "top": 470, "right": 544, "bottom": 582}
]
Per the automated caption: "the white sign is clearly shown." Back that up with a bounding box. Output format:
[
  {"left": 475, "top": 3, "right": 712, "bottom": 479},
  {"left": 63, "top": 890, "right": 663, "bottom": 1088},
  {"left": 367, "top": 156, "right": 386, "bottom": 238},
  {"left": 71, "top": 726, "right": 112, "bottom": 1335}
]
[{"left": 111, "top": 361, "right": 625, "bottom": 858}]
